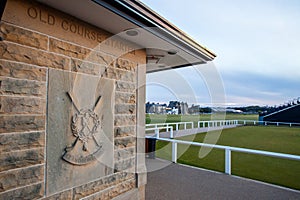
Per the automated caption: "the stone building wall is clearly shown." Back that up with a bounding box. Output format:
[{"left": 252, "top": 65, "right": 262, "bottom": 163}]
[{"left": 0, "top": 0, "right": 146, "bottom": 199}]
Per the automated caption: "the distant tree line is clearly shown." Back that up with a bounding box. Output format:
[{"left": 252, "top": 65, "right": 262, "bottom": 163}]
[{"left": 227, "top": 106, "right": 268, "bottom": 114}]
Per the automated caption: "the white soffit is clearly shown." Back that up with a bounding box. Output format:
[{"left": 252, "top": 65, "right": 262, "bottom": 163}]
[{"left": 37, "top": 0, "right": 207, "bottom": 73}]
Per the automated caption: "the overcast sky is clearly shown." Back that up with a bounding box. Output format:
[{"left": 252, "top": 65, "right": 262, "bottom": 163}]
[{"left": 141, "top": 0, "right": 300, "bottom": 107}]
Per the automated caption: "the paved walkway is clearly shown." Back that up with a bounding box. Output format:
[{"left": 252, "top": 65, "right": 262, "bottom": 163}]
[{"left": 145, "top": 159, "right": 300, "bottom": 200}]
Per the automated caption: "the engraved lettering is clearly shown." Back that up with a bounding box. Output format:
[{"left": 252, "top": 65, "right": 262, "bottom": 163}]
[
  {"left": 85, "top": 29, "right": 90, "bottom": 39},
  {"left": 97, "top": 33, "right": 102, "bottom": 43},
  {"left": 70, "top": 23, "right": 76, "bottom": 33},
  {"left": 27, "top": 6, "right": 55, "bottom": 26},
  {"left": 90, "top": 31, "right": 96, "bottom": 40},
  {"left": 77, "top": 26, "right": 84, "bottom": 36},
  {"left": 27, "top": 7, "right": 38, "bottom": 19},
  {"left": 39, "top": 9, "right": 47, "bottom": 23},
  {"left": 48, "top": 14, "right": 55, "bottom": 25},
  {"left": 61, "top": 20, "right": 68, "bottom": 31},
  {"left": 26, "top": 6, "right": 136, "bottom": 54}
]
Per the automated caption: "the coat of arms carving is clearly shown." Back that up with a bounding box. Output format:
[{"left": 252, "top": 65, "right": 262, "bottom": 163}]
[{"left": 61, "top": 77, "right": 114, "bottom": 166}]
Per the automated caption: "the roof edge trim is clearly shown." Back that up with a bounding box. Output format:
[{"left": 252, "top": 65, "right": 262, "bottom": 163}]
[
  {"left": 93, "top": 0, "right": 216, "bottom": 61},
  {"left": 123, "top": 0, "right": 216, "bottom": 59}
]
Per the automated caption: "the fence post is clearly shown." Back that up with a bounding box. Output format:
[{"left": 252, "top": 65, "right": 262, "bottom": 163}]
[
  {"left": 184, "top": 122, "right": 187, "bottom": 130},
  {"left": 170, "top": 127, "right": 174, "bottom": 139},
  {"left": 203, "top": 121, "right": 205, "bottom": 128},
  {"left": 191, "top": 122, "right": 194, "bottom": 129},
  {"left": 176, "top": 123, "right": 179, "bottom": 131},
  {"left": 225, "top": 148, "right": 231, "bottom": 175},
  {"left": 155, "top": 128, "right": 159, "bottom": 139},
  {"left": 290, "top": 123, "right": 292, "bottom": 127},
  {"left": 172, "top": 141, "right": 177, "bottom": 163},
  {"left": 244, "top": 120, "right": 246, "bottom": 125}
]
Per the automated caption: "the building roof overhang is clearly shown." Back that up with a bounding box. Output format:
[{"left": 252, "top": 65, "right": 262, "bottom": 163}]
[{"left": 28, "top": 0, "right": 216, "bottom": 73}]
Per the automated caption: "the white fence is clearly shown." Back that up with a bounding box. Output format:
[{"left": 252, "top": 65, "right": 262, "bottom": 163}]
[
  {"left": 197, "top": 120, "right": 238, "bottom": 128},
  {"left": 146, "top": 120, "right": 300, "bottom": 132},
  {"left": 237, "top": 120, "right": 300, "bottom": 127},
  {"left": 145, "top": 136, "right": 300, "bottom": 175},
  {"left": 146, "top": 121, "right": 194, "bottom": 131},
  {"left": 145, "top": 120, "right": 300, "bottom": 175},
  {"left": 146, "top": 120, "right": 239, "bottom": 132},
  {"left": 145, "top": 126, "right": 174, "bottom": 138}
]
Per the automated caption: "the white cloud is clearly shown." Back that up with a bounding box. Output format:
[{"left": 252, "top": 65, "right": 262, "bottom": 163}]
[{"left": 142, "top": 0, "right": 300, "bottom": 105}]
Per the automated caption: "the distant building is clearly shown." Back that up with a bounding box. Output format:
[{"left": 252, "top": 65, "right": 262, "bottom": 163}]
[
  {"left": 145, "top": 102, "right": 167, "bottom": 114},
  {"left": 167, "top": 107, "right": 179, "bottom": 115},
  {"left": 188, "top": 105, "right": 201, "bottom": 115},
  {"left": 168, "top": 101, "right": 180, "bottom": 110},
  {"left": 168, "top": 101, "right": 188, "bottom": 114},
  {"left": 179, "top": 102, "right": 189, "bottom": 115},
  {"left": 146, "top": 101, "right": 189, "bottom": 115}
]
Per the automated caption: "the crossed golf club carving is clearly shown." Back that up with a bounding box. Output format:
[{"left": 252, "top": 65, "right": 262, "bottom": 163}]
[{"left": 65, "top": 91, "right": 103, "bottom": 152}]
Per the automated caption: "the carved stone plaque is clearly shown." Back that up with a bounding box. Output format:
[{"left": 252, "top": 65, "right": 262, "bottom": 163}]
[{"left": 46, "top": 69, "right": 114, "bottom": 195}]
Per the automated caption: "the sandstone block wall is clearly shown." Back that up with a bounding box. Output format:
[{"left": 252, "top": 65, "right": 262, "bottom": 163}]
[{"left": 0, "top": 0, "right": 146, "bottom": 199}]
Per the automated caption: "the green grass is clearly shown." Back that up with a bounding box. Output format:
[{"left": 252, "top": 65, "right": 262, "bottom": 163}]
[
  {"left": 146, "top": 113, "right": 258, "bottom": 124},
  {"left": 155, "top": 126, "right": 300, "bottom": 190}
]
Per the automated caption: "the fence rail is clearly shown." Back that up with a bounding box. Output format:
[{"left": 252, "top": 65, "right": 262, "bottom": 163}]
[
  {"left": 197, "top": 120, "right": 238, "bottom": 128},
  {"left": 237, "top": 120, "right": 300, "bottom": 127},
  {"left": 146, "top": 120, "right": 300, "bottom": 132},
  {"left": 145, "top": 126, "right": 174, "bottom": 138},
  {"left": 145, "top": 136, "right": 300, "bottom": 175},
  {"left": 145, "top": 119, "right": 300, "bottom": 150},
  {"left": 146, "top": 121, "right": 194, "bottom": 131}
]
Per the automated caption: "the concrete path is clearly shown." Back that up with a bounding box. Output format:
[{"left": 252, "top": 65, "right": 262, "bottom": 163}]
[{"left": 145, "top": 159, "right": 300, "bottom": 200}]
